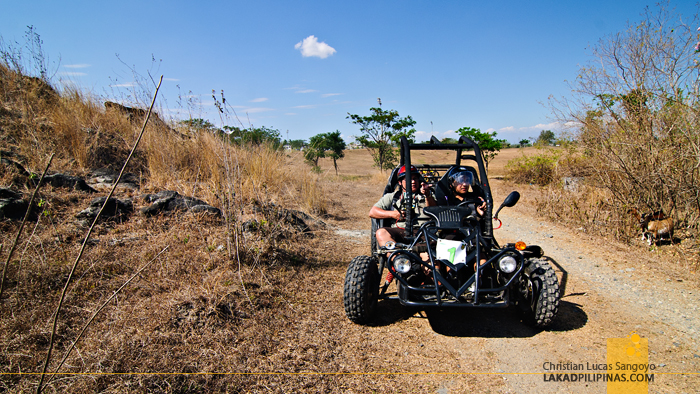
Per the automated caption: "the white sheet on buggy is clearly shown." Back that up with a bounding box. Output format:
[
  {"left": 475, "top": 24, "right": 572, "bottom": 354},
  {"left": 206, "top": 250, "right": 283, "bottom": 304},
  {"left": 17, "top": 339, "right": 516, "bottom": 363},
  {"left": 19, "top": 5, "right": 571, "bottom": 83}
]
[{"left": 436, "top": 239, "right": 468, "bottom": 265}]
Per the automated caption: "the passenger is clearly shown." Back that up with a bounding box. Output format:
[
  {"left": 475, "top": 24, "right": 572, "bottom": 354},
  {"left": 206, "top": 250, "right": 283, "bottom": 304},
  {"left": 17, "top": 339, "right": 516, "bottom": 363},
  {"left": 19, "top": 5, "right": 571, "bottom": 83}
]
[{"left": 369, "top": 165, "right": 436, "bottom": 247}]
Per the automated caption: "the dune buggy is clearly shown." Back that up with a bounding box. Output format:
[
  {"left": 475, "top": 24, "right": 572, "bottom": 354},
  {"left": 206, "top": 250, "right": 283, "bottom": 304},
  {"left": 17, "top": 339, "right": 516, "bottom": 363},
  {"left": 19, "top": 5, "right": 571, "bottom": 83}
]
[{"left": 343, "top": 136, "right": 560, "bottom": 328}]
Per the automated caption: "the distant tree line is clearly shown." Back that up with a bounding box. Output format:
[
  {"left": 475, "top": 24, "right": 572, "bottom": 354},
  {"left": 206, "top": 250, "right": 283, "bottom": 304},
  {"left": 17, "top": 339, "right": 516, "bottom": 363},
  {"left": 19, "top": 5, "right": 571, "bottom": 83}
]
[
  {"left": 179, "top": 118, "right": 284, "bottom": 149},
  {"left": 179, "top": 118, "right": 350, "bottom": 174}
]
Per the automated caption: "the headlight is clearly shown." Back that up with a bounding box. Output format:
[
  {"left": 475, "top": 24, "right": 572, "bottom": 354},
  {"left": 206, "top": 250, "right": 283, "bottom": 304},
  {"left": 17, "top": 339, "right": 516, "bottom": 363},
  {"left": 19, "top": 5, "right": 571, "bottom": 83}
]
[
  {"left": 393, "top": 255, "right": 412, "bottom": 274},
  {"left": 498, "top": 255, "right": 517, "bottom": 274},
  {"left": 384, "top": 241, "right": 396, "bottom": 250}
]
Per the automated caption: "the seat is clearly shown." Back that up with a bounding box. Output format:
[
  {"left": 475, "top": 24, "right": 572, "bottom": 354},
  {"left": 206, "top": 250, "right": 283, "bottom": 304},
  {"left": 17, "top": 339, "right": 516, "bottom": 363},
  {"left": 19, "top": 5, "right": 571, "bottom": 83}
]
[
  {"left": 371, "top": 166, "right": 402, "bottom": 251},
  {"left": 423, "top": 206, "right": 473, "bottom": 229},
  {"left": 382, "top": 166, "right": 402, "bottom": 195}
]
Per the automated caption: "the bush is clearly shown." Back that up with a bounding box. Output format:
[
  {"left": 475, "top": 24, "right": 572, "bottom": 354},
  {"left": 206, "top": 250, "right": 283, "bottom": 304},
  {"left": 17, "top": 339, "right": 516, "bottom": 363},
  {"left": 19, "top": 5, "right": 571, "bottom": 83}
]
[{"left": 504, "top": 151, "right": 560, "bottom": 186}]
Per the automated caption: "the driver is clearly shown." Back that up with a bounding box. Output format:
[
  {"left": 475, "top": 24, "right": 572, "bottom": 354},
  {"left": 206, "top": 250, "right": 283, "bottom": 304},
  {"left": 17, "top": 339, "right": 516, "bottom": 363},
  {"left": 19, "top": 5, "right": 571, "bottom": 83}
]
[
  {"left": 445, "top": 168, "right": 488, "bottom": 271},
  {"left": 369, "top": 165, "right": 436, "bottom": 247},
  {"left": 446, "top": 169, "right": 486, "bottom": 217}
]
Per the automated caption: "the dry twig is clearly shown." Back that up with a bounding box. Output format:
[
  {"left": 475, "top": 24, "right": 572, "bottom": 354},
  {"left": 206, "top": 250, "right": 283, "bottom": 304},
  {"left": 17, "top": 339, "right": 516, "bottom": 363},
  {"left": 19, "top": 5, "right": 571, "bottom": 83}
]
[
  {"left": 46, "top": 245, "right": 170, "bottom": 385},
  {"left": 36, "top": 76, "right": 163, "bottom": 394}
]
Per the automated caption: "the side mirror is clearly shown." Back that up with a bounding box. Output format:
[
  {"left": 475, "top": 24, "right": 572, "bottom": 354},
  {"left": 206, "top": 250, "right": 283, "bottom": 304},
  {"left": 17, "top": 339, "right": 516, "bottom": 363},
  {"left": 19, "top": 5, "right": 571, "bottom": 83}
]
[
  {"left": 501, "top": 191, "right": 520, "bottom": 208},
  {"left": 493, "top": 191, "right": 520, "bottom": 218}
]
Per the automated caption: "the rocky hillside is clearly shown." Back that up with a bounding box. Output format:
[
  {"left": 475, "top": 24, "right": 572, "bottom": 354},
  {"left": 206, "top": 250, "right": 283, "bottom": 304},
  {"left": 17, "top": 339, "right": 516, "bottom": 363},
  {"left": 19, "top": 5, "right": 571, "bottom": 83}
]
[{"left": 0, "top": 64, "right": 346, "bottom": 393}]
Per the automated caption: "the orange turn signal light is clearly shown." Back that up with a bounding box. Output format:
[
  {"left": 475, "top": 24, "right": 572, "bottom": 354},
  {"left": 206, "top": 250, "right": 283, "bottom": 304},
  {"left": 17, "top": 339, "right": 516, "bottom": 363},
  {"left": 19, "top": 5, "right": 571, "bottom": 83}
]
[{"left": 515, "top": 241, "right": 527, "bottom": 251}]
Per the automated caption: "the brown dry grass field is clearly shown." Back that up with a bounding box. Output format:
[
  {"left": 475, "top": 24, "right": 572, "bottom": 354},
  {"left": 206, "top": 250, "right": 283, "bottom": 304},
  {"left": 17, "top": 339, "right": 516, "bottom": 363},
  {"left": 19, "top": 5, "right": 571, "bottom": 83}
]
[{"left": 312, "top": 146, "right": 539, "bottom": 179}]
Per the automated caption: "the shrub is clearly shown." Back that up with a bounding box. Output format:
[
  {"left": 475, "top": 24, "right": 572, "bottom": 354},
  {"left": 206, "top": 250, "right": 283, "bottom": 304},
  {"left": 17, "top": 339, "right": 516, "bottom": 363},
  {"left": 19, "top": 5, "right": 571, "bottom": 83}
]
[{"left": 504, "top": 150, "right": 560, "bottom": 186}]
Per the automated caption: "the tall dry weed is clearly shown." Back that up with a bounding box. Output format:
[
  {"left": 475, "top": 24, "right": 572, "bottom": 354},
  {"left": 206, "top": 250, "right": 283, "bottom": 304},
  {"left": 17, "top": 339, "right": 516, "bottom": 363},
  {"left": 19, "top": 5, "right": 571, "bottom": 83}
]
[
  {"left": 236, "top": 143, "right": 288, "bottom": 202},
  {"left": 535, "top": 183, "right": 636, "bottom": 240},
  {"left": 371, "top": 171, "right": 391, "bottom": 186},
  {"left": 298, "top": 171, "right": 327, "bottom": 215}
]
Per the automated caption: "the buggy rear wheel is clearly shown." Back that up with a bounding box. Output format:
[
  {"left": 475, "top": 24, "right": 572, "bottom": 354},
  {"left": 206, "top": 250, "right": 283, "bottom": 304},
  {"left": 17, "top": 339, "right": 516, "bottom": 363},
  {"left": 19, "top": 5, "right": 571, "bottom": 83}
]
[
  {"left": 517, "top": 258, "right": 560, "bottom": 328},
  {"left": 343, "top": 255, "right": 379, "bottom": 324}
]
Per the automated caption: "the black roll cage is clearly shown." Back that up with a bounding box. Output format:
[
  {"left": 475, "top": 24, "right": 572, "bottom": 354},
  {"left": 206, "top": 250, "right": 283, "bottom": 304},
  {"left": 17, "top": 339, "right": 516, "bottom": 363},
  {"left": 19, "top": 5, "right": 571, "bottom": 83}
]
[
  {"left": 399, "top": 135, "right": 494, "bottom": 241},
  {"left": 372, "top": 136, "right": 535, "bottom": 308}
]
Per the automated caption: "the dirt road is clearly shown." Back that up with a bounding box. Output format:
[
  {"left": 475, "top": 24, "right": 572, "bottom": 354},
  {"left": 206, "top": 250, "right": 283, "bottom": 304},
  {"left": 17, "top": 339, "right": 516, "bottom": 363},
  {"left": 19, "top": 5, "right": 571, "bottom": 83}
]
[{"left": 326, "top": 177, "right": 700, "bottom": 393}]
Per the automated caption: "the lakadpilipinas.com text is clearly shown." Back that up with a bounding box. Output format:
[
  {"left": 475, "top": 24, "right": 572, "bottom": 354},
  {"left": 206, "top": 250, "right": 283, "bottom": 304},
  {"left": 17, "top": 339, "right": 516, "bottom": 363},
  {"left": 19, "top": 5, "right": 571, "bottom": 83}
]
[{"left": 542, "top": 362, "right": 655, "bottom": 383}]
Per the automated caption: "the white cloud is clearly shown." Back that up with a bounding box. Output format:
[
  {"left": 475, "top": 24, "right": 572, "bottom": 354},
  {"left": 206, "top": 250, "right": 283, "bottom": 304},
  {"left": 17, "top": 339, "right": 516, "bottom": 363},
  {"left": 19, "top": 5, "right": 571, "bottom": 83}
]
[
  {"left": 251, "top": 97, "right": 268, "bottom": 103},
  {"left": 515, "top": 122, "right": 561, "bottom": 132},
  {"left": 413, "top": 130, "right": 460, "bottom": 141},
  {"left": 110, "top": 82, "right": 136, "bottom": 88},
  {"left": 414, "top": 131, "right": 432, "bottom": 141},
  {"left": 481, "top": 122, "right": 574, "bottom": 143},
  {"left": 58, "top": 71, "right": 87, "bottom": 77},
  {"left": 244, "top": 107, "right": 273, "bottom": 114},
  {"left": 64, "top": 64, "right": 90, "bottom": 68},
  {"left": 294, "top": 35, "right": 336, "bottom": 59},
  {"left": 231, "top": 105, "right": 274, "bottom": 113},
  {"left": 292, "top": 105, "right": 317, "bottom": 109},
  {"left": 164, "top": 77, "right": 180, "bottom": 82},
  {"left": 321, "top": 93, "right": 342, "bottom": 98},
  {"left": 296, "top": 89, "right": 317, "bottom": 94}
]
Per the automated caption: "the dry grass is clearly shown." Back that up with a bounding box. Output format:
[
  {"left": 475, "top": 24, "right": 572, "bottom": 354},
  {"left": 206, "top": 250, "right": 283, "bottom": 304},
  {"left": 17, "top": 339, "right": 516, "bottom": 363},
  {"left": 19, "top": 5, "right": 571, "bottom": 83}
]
[{"left": 0, "top": 64, "right": 354, "bottom": 392}]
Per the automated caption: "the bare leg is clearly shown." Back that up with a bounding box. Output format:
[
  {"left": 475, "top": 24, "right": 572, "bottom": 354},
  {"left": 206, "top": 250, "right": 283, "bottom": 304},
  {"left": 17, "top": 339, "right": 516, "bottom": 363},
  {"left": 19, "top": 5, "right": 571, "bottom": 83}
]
[{"left": 375, "top": 227, "right": 406, "bottom": 247}]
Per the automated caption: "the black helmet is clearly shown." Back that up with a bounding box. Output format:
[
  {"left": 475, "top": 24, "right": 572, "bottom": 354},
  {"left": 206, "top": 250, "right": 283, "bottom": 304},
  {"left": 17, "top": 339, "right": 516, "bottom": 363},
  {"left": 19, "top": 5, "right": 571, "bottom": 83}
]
[{"left": 449, "top": 168, "right": 474, "bottom": 187}]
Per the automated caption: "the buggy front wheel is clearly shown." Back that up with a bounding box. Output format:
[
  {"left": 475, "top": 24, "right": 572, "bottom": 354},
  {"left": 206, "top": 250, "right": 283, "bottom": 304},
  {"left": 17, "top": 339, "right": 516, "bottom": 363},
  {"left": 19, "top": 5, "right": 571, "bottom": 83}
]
[
  {"left": 516, "top": 258, "right": 560, "bottom": 328},
  {"left": 343, "top": 255, "right": 379, "bottom": 324}
]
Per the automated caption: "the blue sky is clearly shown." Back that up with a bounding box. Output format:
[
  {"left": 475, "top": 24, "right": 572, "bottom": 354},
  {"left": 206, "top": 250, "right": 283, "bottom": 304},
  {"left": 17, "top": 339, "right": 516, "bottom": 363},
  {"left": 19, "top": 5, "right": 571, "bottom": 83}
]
[{"left": 2, "top": 1, "right": 698, "bottom": 143}]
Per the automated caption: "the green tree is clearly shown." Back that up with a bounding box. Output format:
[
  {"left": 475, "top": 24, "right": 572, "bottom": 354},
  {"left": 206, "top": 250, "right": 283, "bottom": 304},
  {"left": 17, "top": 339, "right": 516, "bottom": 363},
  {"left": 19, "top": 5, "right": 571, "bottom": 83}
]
[
  {"left": 285, "top": 139, "right": 306, "bottom": 150},
  {"left": 323, "top": 131, "right": 346, "bottom": 175},
  {"left": 181, "top": 118, "right": 218, "bottom": 132},
  {"left": 519, "top": 139, "right": 531, "bottom": 148},
  {"left": 535, "top": 130, "right": 556, "bottom": 146},
  {"left": 304, "top": 131, "right": 347, "bottom": 174},
  {"left": 347, "top": 101, "right": 416, "bottom": 172},
  {"left": 441, "top": 137, "right": 458, "bottom": 144},
  {"left": 455, "top": 127, "right": 506, "bottom": 168},
  {"left": 304, "top": 134, "right": 326, "bottom": 171}
]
